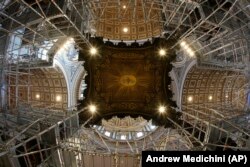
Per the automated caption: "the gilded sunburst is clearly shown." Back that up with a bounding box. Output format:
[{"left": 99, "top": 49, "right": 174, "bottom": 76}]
[{"left": 100, "top": 60, "right": 154, "bottom": 101}]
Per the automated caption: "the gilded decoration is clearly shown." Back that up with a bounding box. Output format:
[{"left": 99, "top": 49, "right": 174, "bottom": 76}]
[{"left": 79, "top": 38, "right": 177, "bottom": 126}]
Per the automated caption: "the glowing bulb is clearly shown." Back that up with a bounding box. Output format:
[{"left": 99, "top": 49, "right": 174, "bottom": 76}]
[
  {"left": 88, "top": 104, "right": 97, "bottom": 113},
  {"left": 36, "top": 94, "right": 40, "bottom": 99},
  {"left": 90, "top": 47, "right": 97, "bottom": 55},
  {"left": 180, "top": 41, "right": 187, "bottom": 47},
  {"left": 188, "top": 96, "right": 193, "bottom": 102},
  {"left": 56, "top": 95, "right": 62, "bottom": 102},
  {"left": 159, "top": 49, "right": 166, "bottom": 56},
  {"left": 123, "top": 5, "right": 126, "bottom": 9},
  {"left": 208, "top": 95, "right": 213, "bottom": 101},
  {"left": 158, "top": 105, "right": 166, "bottom": 113},
  {"left": 123, "top": 27, "right": 128, "bottom": 33},
  {"left": 189, "top": 51, "right": 195, "bottom": 57},
  {"left": 187, "top": 48, "right": 192, "bottom": 53},
  {"left": 183, "top": 44, "right": 189, "bottom": 50}
]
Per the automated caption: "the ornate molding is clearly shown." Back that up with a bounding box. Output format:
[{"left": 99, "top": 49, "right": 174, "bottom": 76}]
[
  {"left": 170, "top": 59, "right": 197, "bottom": 108},
  {"left": 53, "top": 41, "right": 85, "bottom": 109},
  {"left": 81, "top": 38, "right": 178, "bottom": 126}
]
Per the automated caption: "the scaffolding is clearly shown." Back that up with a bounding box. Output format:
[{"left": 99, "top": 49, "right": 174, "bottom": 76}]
[
  {"left": 0, "top": 104, "right": 248, "bottom": 166},
  {"left": 0, "top": 0, "right": 250, "bottom": 166}
]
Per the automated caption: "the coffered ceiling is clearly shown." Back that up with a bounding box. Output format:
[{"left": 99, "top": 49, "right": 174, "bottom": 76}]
[
  {"left": 90, "top": 0, "right": 163, "bottom": 40},
  {"left": 8, "top": 67, "right": 68, "bottom": 111},
  {"left": 182, "top": 66, "right": 247, "bottom": 122}
]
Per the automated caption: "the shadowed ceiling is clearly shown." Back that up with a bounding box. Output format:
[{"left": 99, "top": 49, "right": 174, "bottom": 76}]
[{"left": 79, "top": 38, "right": 177, "bottom": 126}]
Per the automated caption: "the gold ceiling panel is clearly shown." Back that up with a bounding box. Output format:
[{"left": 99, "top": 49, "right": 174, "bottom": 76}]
[
  {"left": 182, "top": 66, "right": 247, "bottom": 122},
  {"left": 8, "top": 67, "right": 68, "bottom": 110},
  {"left": 80, "top": 38, "right": 178, "bottom": 126},
  {"left": 93, "top": 49, "right": 162, "bottom": 110}
]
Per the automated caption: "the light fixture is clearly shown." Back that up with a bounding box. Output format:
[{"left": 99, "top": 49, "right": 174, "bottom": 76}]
[
  {"left": 189, "top": 51, "right": 195, "bottom": 57},
  {"left": 158, "top": 105, "right": 166, "bottom": 113},
  {"left": 35, "top": 94, "right": 40, "bottom": 99},
  {"left": 122, "top": 5, "right": 126, "bottom": 9},
  {"left": 88, "top": 104, "right": 97, "bottom": 113},
  {"left": 188, "top": 96, "right": 193, "bottom": 102},
  {"left": 183, "top": 44, "right": 189, "bottom": 50},
  {"left": 56, "top": 95, "right": 62, "bottom": 102},
  {"left": 180, "top": 41, "right": 187, "bottom": 47},
  {"left": 208, "top": 95, "right": 213, "bottom": 101},
  {"left": 104, "top": 131, "right": 111, "bottom": 137},
  {"left": 121, "top": 135, "right": 126, "bottom": 140},
  {"left": 159, "top": 49, "right": 166, "bottom": 56},
  {"left": 225, "top": 95, "right": 229, "bottom": 98},
  {"left": 123, "top": 27, "right": 128, "bottom": 33},
  {"left": 89, "top": 47, "right": 97, "bottom": 55},
  {"left": 186, "top": 48, "right": 192, "bottom": 54},
  {"left": 180, "top": 41, "right": 195, "bottom": 57},
  {"left": 136, "top": 132, "right": 143, "bottom": 138}
]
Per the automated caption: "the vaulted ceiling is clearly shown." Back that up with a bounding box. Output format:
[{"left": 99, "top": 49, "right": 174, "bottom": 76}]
[
  {"left": 90, "top": 0, "right": 163, "bottom": 40},
  {"left": 8, "top": 67, "right": 68, "bottom": 110},
  {"left": 182, "top": 66, "right": 247, "bottom": 121}
]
